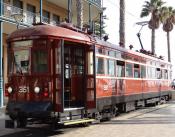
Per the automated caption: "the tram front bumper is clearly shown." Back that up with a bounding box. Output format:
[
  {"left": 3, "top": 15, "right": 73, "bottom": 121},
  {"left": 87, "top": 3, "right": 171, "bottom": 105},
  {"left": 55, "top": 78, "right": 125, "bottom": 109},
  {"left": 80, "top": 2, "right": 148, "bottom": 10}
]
[{"left": 6, "top": 101, "right": 53, "bottom": 119}]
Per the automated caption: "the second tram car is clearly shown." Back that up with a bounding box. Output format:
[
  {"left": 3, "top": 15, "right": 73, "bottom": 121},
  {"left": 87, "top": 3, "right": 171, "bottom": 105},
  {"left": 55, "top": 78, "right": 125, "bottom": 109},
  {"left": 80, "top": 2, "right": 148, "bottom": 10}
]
[{"left": 5, "top": 24, "right": 172, "bottom": 128}]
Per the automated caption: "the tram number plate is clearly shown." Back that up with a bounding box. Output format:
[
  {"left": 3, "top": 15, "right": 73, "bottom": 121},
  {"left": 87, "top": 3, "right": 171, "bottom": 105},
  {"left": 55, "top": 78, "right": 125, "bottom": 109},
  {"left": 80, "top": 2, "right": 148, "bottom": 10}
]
[
  {"left": 19, "top": 86, "right": 29, "bottom": 93},
  {"left": 103, "top": 85, "right": 108, "bottom": 91}
]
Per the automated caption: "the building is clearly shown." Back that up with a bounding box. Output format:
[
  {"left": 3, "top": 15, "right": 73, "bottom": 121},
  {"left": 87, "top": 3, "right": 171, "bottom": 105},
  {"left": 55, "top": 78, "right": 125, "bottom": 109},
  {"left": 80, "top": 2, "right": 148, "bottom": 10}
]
[{"left": 0, "top": 0, "right": 103, "bottom": 107}]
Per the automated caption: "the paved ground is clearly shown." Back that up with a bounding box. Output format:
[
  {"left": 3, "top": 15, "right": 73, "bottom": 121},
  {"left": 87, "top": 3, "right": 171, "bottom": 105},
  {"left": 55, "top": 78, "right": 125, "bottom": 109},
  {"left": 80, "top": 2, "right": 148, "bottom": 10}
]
[{"left": 1, "top": 101, "right": 175, "bottom": 137}]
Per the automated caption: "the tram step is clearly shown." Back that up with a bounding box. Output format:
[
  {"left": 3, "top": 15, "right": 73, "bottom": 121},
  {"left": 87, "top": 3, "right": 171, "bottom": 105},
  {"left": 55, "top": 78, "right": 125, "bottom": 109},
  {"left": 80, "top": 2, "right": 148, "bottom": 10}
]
[
  {"left": 5, "top": 120, "right": 14, "bottom": 128},
  {"left": 63, "top": 118, "right": 95, "bottom": 126}
]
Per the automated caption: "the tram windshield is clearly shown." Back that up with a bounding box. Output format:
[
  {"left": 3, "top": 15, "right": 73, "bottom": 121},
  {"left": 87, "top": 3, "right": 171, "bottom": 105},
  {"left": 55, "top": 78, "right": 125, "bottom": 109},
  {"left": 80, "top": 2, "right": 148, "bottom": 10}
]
[
  {"left": 14, "top": 50, "right": 30, "bottom": 74},
  {"left": 8, "top": 40, "right": 32, "bottom": 74},
  {"left": 8, "top": 40, "right": 49, "bottom": 74}
]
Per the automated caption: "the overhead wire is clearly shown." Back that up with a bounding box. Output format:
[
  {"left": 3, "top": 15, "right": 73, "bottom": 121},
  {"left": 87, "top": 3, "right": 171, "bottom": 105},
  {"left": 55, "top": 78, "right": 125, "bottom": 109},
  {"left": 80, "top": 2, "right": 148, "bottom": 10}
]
[{"left": 106, "top": 0, "right": 143, "bottom": 22}]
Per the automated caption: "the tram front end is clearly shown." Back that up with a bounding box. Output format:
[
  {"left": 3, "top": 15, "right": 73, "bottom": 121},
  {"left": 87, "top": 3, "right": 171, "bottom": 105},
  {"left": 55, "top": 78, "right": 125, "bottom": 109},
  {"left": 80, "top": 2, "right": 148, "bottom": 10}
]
[{"left": 5, "top": 39, "right": 55, "bottom": 127}]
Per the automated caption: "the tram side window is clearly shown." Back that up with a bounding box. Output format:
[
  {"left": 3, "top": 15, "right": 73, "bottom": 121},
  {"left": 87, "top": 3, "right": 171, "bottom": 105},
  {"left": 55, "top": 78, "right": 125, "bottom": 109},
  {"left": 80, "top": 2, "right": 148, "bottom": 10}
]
[
  {"left": 96, "top": 57, "right": 104, "bottom": 74},
  {"left": 116, "top": 60, "right": 125, "bottom": 77},
  {"left": 151, "top": 67, "right": 156, "bottom": 79},
  {"left": 107, "top": 59, "right": 115, "bottom": 76},
  {"left": 169, "top": 71, "right": 172, "bottom": 80},
  {"left": 165, "top": 70, "right": 168, "bottom": 79},
  {"left": 147, "top": 67, "right": 151, "bottom": 79},
  {"left": 126, "top": 63, "right": 133, "bottom": 77},
  {"left": 163, "top": 69, "right": 168, "bottom": 79},
  {"left": 141, "top": 65, "right": 146, "bottom": 78},
  {"left": 108, "top": 50, "right": 116, "bottom": 57},
  {"left": 156, "top": 68, "right": 161, "bottom": 79},
  {"left": 134, "top": 64, "right": 140, "bottom": 78},
  {"left": 33, "top": 50, "right": 48, "bottom": 73}
]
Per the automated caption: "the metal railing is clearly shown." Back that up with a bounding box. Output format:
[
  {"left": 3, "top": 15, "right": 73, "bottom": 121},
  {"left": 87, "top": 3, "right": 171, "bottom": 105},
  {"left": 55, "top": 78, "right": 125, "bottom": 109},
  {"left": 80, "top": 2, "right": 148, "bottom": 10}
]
[
  {"left": 2, "top": 1, "right": 101, "bottom": 26},
  {"left": 2, "top": 2, "right": 60, "bottom": 26},
  {"left": 88, "top": 0, "right": 102, "bottom": 8},
  {"left": 3, "top": 3, "right": 23, "bottom": 20}
]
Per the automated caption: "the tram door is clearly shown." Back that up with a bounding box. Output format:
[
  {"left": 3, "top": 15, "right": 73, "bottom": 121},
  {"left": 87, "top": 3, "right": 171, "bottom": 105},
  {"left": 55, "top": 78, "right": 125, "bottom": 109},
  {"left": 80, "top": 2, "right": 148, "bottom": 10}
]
[
  {"left": 64, "top": 45, "right": 85, "bottom": 108},
  {"left": 85, "top": 46, "right": 96, "bottom": 109}
]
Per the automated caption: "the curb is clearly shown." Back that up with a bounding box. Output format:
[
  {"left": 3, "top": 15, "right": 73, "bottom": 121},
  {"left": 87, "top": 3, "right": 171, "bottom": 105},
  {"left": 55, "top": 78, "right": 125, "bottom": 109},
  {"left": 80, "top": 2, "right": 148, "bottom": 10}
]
[{"left": 0, "top": 106, "right": 5, "bottom": 114}]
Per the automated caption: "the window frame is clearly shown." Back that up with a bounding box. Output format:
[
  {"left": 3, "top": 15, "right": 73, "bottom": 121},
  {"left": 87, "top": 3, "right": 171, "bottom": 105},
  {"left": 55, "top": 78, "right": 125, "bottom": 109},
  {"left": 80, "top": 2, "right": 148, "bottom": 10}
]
[
  {"left": 134, "top": 64, "right": 140, "bottom": 78},
  {"left": 107, "top": 59, "right": 115, "bottom": 76},
  {"left": 116, "top": 60, "right": 125, "bottom": 77},
  {"left": 31, "top": 39, "right": 51, "bottom": 74},
  {"left": 125, "top": 62, "right": 133, "bottom": 78},
  {"left": 96, "top": 57, "right": 105, "bottom": 75}
]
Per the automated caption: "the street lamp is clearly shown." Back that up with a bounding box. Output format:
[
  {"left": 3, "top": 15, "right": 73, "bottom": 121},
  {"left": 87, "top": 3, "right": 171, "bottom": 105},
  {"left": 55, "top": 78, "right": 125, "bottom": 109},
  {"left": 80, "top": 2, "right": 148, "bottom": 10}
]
[{"left": 11, "top": 13, "right": 25, "bottom": 29}]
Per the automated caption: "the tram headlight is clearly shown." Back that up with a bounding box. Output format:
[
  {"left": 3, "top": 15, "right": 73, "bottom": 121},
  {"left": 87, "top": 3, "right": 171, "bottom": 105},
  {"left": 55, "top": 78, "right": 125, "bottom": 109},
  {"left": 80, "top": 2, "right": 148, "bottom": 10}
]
[
  {"left": 34, "top": 87, "right": 40, "bottom": 93},
  {"left": 7, "top": 87, "right": 13, "bottom": 93}
]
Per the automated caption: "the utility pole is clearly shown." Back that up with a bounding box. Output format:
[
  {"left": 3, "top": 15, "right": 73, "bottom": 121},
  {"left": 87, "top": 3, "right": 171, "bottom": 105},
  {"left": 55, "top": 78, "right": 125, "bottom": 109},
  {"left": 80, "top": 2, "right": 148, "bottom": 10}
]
[
  {"left": 0, "top": 0, "right": 3, "bottom": 107},
  {"left": 68, "top": 0, "right": 72, "bottom": 23}
]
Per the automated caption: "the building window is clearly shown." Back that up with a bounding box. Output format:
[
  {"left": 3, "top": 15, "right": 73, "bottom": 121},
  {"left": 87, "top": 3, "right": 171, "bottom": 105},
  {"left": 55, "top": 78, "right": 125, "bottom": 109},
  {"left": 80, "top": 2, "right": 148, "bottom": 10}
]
[
  {"left": 107, "top": 59, "right": 115, "bottom": 76},
  {"left": 96, "top": 57, "right": 104, "bottom": 74},
  {"left": 43, "top": 10, "right": 50, "bottom": 23},
  {"left": 13, "top": 0, "right": 23, "bottom": 14},
  {"left": 27, "top": 4, "right": 36, "bottom": 24},
  {"left": 52, "top": 14, "right": 60, "bottom": 25},
  {"left": 27, "top": 4, "right": 35, "bottom": 13},
  {"left": 126, "top": 63, "right": 133, "bottom": 77},
  {"left": 116, "top": 60, "right": 125, "bottom": 77},
  {"left": 13, "top": 0, "right": 23, "bottom": 9}
]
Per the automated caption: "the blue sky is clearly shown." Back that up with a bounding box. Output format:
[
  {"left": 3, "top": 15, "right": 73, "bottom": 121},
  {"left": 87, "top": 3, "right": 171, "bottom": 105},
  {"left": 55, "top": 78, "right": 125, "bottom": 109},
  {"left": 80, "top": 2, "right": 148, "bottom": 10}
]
[{"left": 103, "top": 0, "right": 175, "bottom": 78}]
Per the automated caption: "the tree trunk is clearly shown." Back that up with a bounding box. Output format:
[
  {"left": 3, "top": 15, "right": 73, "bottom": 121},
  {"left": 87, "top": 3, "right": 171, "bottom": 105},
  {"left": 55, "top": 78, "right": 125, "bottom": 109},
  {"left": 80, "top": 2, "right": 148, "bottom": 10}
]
[
  {"left": 151, "top": 29, "right": 155, "bottom": 55},
  {"left": 167, "top": 31, "right": 171, "bottom": 62},
  {"left": 76, "top": 0, "right": 83, "bottom": 30},
  {"left": 119, "top": 0, "right": 125, "bottom": 47}
]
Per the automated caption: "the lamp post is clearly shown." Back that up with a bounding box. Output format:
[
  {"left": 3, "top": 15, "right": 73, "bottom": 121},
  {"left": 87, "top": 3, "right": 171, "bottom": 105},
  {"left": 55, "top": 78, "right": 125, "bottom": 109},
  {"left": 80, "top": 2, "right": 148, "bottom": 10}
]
[
  {"left": 11, "top": 13, "right": 24, "bottom": 29},
  {"left": 0, "top": 0, "right": 3, "bottom": 107},
  {"left": 40, "top": 0, "right": 42, "bottom": 23}
]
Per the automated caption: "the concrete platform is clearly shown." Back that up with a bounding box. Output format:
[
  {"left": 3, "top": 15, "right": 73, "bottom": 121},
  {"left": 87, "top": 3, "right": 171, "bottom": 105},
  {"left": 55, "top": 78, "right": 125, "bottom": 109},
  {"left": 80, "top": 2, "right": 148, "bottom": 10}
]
[{"left": 0, "top": 102, "right": 175, "bottom": 137}]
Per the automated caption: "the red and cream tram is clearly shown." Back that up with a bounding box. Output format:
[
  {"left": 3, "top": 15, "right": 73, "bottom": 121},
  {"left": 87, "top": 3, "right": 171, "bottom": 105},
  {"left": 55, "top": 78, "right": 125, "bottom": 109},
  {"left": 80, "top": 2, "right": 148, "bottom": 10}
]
[{"left": 5, "top": 24, "right": 172, "bottom": 128}]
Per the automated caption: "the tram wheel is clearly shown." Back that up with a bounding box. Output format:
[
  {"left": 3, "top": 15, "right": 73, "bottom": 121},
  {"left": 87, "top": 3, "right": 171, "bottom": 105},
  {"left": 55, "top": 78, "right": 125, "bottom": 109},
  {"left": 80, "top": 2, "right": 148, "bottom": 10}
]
[
  {"left": 17, "top": 118, "right": 27, "bottom": 128},
  {"left": 79, "top": 122, "right": 90, "bottom": 127}
]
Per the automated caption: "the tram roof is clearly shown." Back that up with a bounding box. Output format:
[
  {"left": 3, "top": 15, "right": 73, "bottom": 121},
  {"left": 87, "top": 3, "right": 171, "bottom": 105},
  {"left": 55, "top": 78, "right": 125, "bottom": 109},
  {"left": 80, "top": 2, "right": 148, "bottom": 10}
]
[
  {"left": 7, "top": 24, "right": 170, "bottom": 65},
  {"left": 95, "top": 38, "right": 171, "bottom": 65},
  {"left": 7, "top": 25, "right": 92, "bottom": 44}
]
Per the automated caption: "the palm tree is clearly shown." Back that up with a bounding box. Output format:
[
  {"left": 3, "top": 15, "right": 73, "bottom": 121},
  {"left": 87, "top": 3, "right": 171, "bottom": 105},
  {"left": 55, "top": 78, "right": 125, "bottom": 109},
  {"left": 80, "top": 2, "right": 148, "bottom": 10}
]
[
  {"left": 76, "top": 0, "right": 83, "bottom": 30},
  {"left": 140, "top": 0, "right": 165, "bottom": 55},
  {"left": 160, "top": 6, "right": 175, "bottom": 62},
  {"left": 119, "top": 0, "right": 125, "bottom": 47}
]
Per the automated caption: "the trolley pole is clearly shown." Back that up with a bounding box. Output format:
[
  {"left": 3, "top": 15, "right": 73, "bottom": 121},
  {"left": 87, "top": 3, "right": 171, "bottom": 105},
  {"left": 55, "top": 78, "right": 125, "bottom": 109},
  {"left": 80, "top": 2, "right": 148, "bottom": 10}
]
[
  {"left": 40, "top": 0, "right": 42, "bottom": 23},
  {"left": 0, "top": 0, "right": 3, "bottom": 107}
]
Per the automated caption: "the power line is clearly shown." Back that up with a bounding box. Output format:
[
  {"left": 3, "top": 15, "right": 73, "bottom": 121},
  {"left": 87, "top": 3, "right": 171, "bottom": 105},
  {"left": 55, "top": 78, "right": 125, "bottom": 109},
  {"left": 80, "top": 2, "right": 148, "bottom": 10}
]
[{"left": 106, "top": 0, "right": 142, "bottom": 21}]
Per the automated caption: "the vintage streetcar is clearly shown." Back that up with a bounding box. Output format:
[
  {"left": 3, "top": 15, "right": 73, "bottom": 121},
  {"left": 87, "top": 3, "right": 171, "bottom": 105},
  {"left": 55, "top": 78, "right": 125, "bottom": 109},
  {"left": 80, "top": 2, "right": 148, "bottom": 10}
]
[{"left": 5, "top": 24, "right": 172, "bottom": 128}]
